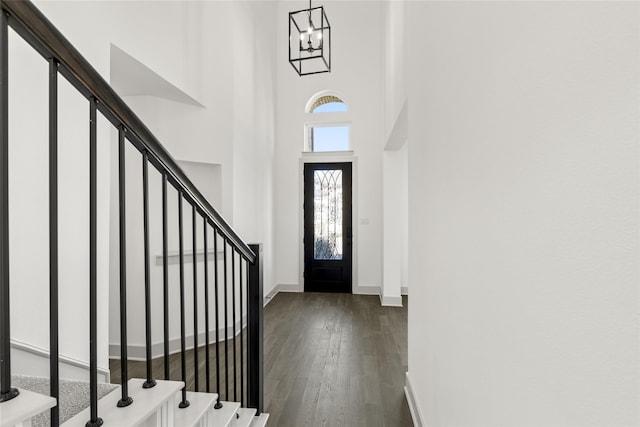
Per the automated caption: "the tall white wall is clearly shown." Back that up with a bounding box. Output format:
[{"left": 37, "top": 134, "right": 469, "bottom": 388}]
[
  {"left": 406, "top": 2, "right": 639, "bottom": 425},
  {"left": 105, "top": 1, "right": 278, "bottom": 355},
  {"left": 9, "top": 0, "right": 277, "bottom": 368},
  {"left": 382, "top": 0, "right": 408, "bottom": 303},
  {"left": 274, "top": 1, "right": 385, "bottom": 294},
  {"left": 8, "top": 12, "right": 111, "bottom": 377},
  {"left": 231, "top": 1, "right": 278, "bottom": 298},
  {"left": 383, "top": 0, "right": 406, "bottom": 142}
]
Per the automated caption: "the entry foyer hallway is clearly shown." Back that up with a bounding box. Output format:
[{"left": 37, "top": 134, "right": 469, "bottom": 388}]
[
  {"left": 263, "top": 293, "right": 412, "bottom": 426},
  {"left": 110, "top": 293, "right": 412, "bottom": 425}
]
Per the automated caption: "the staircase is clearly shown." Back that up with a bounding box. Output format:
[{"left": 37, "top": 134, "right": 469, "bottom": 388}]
[
  {"left": 0, "top": 0, "right": 266, "bottom": 426},
  {"left": 3, "top": 377, "right": 268, "bottom": 427}
]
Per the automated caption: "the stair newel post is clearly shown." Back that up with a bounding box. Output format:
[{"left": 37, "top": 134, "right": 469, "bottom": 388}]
[
  {"left": 162, "top": 173, "right": 170, "bottom": 380},
  {"left": 0, "top": 10, "right": 18, "bottom": 404},
  {"left": 239, "top": 255, "right": 245, "bottom": 407},
  {"left": 117, "top": 126, "right": 133, "bottom": 407},
  {"left": 192, "top": 205, "right": 199, "bottom": 392},
  {"left": 213, "top": 227, "right": 223, "bottom": 409},
  {"left": 203, "top": 216, "right": 211, "bottom": 393},
  {"left": 177, "top": 192, "right": 190, "bottom": 409},
  {"left": 232, "top": 248, "right": 237, "bottom": 402},
  {"left": 142, "top": 151, "right": 156, "bottom": 389},
  {"left": 247, "top": 244, "right": 264, "bottom": 415},
  {"left": 223, "top": 238, "right": 229, "bottom": 400},
  {"left": 86, "top": 97, "right": 103, "bottom": 427},
  {"left": 49, "top": 57, "right": 60, "bottom": 424}
]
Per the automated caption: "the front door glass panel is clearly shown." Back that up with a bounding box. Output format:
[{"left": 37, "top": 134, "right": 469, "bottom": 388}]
[{"left": 313, "top": 169, "right": 343, "bottom": 260}]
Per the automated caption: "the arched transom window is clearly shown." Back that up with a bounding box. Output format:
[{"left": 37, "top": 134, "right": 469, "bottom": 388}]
[
  {"left": 308, "top": 95, "right": 348, "bottom": 113},
  {"left": 306, "top": 94, "right": 350, "bottom": 152}
]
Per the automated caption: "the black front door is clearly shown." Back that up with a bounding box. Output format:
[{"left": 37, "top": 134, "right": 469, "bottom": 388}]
[{"left": 304, "top": 162, "right": 352, "bottom": 293}]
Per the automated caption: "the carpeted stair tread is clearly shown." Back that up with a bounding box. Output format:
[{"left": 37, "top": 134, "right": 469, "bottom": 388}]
[{"left": 12, "top": 375, "right": 117, "bottom": 427}]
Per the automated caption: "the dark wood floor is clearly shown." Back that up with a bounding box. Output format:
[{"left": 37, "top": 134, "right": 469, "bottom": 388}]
[
  {"left": 110, "top": 292, "right": 412, "bottom": 426},
  {"left": 263, "top": 293, "right": 412, "bottom": 427}
]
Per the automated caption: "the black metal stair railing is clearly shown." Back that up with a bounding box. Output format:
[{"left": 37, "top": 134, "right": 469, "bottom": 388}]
[{"left": 0, "top": 0, "right": 264, "bottom": 425}]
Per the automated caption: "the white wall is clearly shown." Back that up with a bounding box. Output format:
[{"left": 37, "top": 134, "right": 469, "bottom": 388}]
[
  {"left": 274, "top": 1, "right": 385, "bottom": 294},
  {"left": 104, "top": 1, "right": 277, "bottom": 356},
  {"left": 8, "top": 0, "right": 277, "bottom": 370},
  {"left": 231, "top": 1, "right": 278, "bottom": 299},
  {"left": 382, "top": 147, "right": 405, "bottom": 306},
  {"left": 8, "top": 16, "right": 111, "bottom": 376},
  {"left": 383, "top": 0, "right": 406, "bottom": 142},
  {"left": 406, "top": 2, "right": 639, "bottom": 425},
  {"left": 382, "top": 0, "right": 408, "bottom": 304},
  {"left": 382, "top": 140, "right": 408, "bottom": 305}
]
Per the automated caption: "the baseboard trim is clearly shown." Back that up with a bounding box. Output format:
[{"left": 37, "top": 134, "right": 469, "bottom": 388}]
[
  {"left": 404, "top": 372, "right": 424, "bottom": 427},
  {"left": 11, "top": 339, "right": 110, "bottom": 380},
  {"left": 402, "top": 286, "right": 409, "bottom": 295},
  {"left": 264, "top": 283, "right": 301, "bottom": 306},
  {"left": 264, "top": 287, "right": 279, "bottom": 306},
  {"left": 379, "top": 294, "right": 403, "bottom": 307},
  {"left": 276, "top": 284, "right": 302, "bottom": 293},
  {"left": 353, "top": 284, "right": 380, "bottom": 295},
  {"left": 265, "top": 283, "right": 386, "bottom": 298},
  {"left": 109, "top": 317, "right": 247, "bottom": 361}
]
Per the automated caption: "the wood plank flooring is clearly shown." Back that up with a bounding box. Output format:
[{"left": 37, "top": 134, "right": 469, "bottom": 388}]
[
  {"left": 110, "top": 292, "right": 412, "bottom": 426},
  {"left": 263, "top": 293, "right": 412, "bottom": 427}
]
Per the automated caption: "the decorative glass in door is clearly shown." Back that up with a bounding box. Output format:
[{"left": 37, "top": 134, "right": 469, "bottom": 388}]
[
  {"left": 313, "top": 169, "right": 343, "bottom": 260},
  {"left": 304, "top": 162, "right": 352, "bottom": 293}
]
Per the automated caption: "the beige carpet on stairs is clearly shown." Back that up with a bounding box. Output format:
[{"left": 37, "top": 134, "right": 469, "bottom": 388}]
[{"left": 12, "top": 375, "right": 117, "bottom": 426}]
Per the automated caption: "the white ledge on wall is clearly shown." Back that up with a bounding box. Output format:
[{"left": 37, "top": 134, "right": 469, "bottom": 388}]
[
  {"left": 154, "top": 248, "right": 224, "bottom": 265},
  {"left": 302, "top": 150, "right": 354, "bottom": 157}
]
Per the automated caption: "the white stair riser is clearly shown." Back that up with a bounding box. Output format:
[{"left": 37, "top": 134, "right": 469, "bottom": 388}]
[
  {"left": 60, "top": 379, "right": 183, "bottom": 427},
  {"left": 140, "top": 399, "right": 175, "bottom": 427}
]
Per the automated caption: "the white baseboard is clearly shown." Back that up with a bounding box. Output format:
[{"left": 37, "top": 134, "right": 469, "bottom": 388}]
[
  {"left": 379, "top": 294, "right": 403, "bottom": 307},
  {"left": 402, "top": 286, "right": 409, "bottom": 295},
  {"left": 11, "top": 339, "right": 110, "bottom": 383},
  {"left": 277, "top": 283, "right": 302, "bottom": 293},
  {"left": 264, "top": 283, "right": 302, "bottom": 306},
  {"left": 264, "top": 286, "right": 280, "bottom": 306},
  {"left": 353, "top": 284, "right": 380, "bottom": 295},
  {"left": 404, "top": 372, "right": 424, "bottom": 427},
  {"left": 109, "top": 316, "right": 247, "bottom": 361},
  {"left": 263, "top": 283, "right": 388, "bottom": 300}
]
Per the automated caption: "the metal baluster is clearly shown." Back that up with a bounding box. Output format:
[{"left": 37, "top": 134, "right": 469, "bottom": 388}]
[
  {"left": 213, "top": 228, "right": 223, "bottom": 409},
  {"left": 0, "top": 10, "right": 18, "bottom": 405},
  {"left": 49, "top": 58, "right": 60, "bottom": 423},
  {"left": 142, "top": 152, "right": 156, "bottom": 389},
  {"left": 86, "top": 97, "right": 102, "bottom": 427},
  {"left": 232, "top": 249, "right": 237, "bottom": 401},
  {"left": 240, "top": 256, "right": 244, "bottom": 407},
  {"left": 192, "top": 205, "right": 199, "bottom": 392},
  {"left": 117, "top": 126, "right": 133, "bottom": 407},
  {"left": 223, "top": 238, "right": 229, "bottom": 400},
  {"left": 204, "top": 217, "right": 211, "bottom": 393},
  {"left": 178, "top": 192, "right": 190, "bottom": 408},
  {"left": 162, "top": 174, "right": 169, "bottom": 380}
]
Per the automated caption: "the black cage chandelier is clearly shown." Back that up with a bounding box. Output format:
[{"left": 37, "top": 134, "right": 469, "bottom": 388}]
[{"left": 289, "top": 0, "right": 331, "bottom": 76}]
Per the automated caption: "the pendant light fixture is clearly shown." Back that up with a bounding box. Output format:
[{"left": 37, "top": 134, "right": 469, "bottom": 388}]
[{"left": 289, "top": 0, "right": 331, "bottom": 76}]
